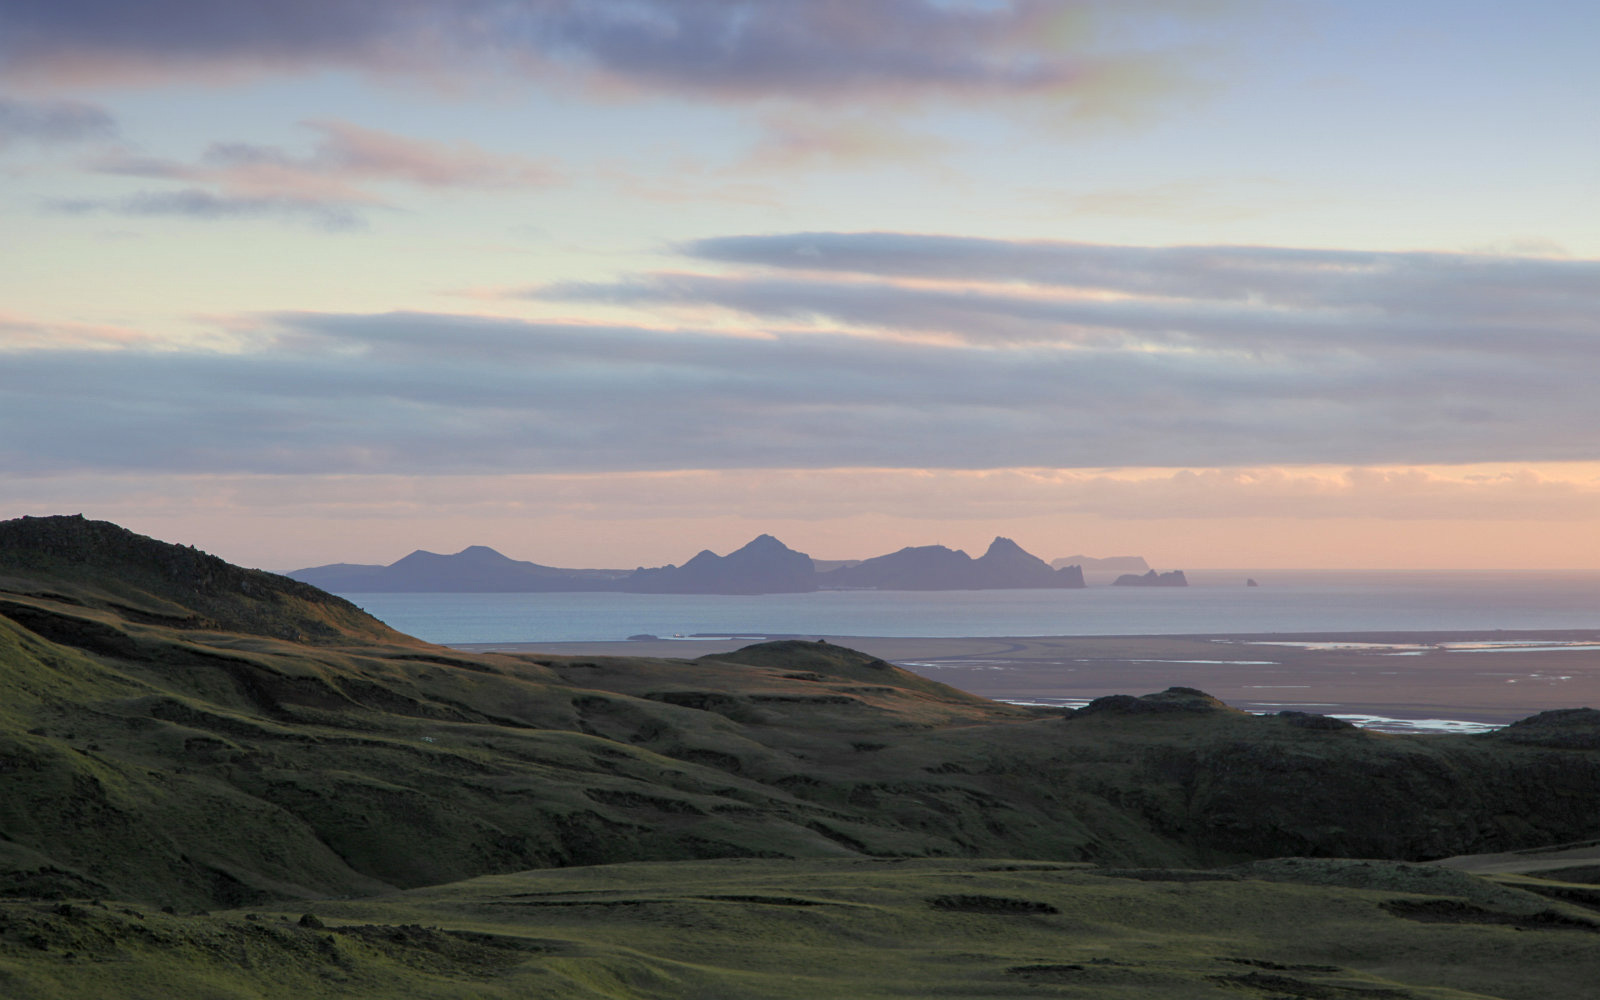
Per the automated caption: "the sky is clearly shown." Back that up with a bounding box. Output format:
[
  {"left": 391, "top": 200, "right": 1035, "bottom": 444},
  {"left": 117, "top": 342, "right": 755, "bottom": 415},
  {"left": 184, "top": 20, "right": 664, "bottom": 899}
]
[{"left": 2, "top": 0, "right": 1598, "bottom": 573}]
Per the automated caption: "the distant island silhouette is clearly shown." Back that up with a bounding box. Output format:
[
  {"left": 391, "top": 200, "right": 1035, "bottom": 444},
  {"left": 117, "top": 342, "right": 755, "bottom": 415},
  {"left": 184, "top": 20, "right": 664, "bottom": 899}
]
[
  {"left": 288, "top": 535, "right": 1167, "bottom": 595},
  {"left": 619, "top": 534, "right": 815, "bottom": 595},
  {"left": 287, "top": 545, "right": 629, "bottom": 593},
  {"left": 1052, "top": 554, "right": 1149, "bottom": 572},
  {"left": 1113, "top": 569, "right": 1189, "bottom": 587},
  {"left": 818, "top": 537, "right": 1083, "bottom": 591}
]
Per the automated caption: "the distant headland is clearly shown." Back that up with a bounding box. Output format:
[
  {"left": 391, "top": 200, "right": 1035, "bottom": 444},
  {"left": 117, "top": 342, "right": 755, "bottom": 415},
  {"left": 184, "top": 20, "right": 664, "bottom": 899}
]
[{"left": 289, "top": 535, "right": 1184, "bottom": 596}]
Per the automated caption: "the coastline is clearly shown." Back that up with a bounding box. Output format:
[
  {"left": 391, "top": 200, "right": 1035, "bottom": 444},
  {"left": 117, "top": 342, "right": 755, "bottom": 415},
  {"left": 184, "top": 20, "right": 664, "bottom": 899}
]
[{"left": 453, "top": 627, "right": 1600, "bottom": 731}]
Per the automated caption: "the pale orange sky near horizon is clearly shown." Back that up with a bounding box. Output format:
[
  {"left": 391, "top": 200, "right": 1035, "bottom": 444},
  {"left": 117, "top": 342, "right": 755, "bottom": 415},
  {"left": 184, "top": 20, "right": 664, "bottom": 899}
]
[{"left": 19, "top": 461, "right": 1600, "bottom": 573}]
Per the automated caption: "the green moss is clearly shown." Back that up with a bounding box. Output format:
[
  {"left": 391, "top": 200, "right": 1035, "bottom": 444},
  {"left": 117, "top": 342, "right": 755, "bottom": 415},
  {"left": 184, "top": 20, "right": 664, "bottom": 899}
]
[{"left": 10, "top": 858, "right": 1587, "bottom": 998}]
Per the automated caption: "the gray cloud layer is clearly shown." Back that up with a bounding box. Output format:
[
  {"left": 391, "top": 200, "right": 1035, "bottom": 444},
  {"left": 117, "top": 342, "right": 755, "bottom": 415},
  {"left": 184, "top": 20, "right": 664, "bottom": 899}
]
[
  {"left": 0, "top": 1, "right": 1196, "bottom": 107},
  {"left": 48, "top": 189, "right": 365, "bottom": 228},
  {"left": 539, "top": 234, "right": 1600, "bottom": 378},
  {"left": 0, "top": 96, "right": 114, "bottom": 148},
  {"left": 684, "top": 232, "right": 1600, "bottom": 328},
  {"left": 4, "top": 225, "right": 1599, "bottom": 477}
]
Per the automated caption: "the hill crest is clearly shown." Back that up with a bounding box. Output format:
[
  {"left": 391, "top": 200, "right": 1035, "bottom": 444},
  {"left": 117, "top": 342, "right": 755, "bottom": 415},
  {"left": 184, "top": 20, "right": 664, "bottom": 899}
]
[{"left": 0, "top": 514, "right": 402, "bottom": 644}]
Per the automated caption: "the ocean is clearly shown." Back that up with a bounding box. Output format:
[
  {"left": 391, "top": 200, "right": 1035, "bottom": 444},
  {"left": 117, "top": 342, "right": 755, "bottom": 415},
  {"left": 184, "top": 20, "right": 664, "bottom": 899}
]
[{"left": 341, "top": 570, "right": 1600, "bottom": 645}]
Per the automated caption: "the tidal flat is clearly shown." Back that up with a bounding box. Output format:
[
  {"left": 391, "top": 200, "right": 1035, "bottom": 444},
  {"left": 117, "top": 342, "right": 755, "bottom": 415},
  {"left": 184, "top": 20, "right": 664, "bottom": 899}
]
[{"left": 464, "top": 629, "right": 1600, "bottom": 731}]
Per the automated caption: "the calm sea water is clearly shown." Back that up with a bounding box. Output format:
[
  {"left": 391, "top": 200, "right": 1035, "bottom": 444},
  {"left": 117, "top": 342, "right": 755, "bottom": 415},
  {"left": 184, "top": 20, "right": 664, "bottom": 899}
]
[{"left": 342, "top": 570, "right": 1600, "bottom": 645}]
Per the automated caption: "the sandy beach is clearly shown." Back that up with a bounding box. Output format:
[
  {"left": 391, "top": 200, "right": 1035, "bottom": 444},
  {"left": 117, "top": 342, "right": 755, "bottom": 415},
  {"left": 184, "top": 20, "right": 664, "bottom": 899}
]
[{"left": 454, "top": 628, "right": 1600, "bottom": 728}]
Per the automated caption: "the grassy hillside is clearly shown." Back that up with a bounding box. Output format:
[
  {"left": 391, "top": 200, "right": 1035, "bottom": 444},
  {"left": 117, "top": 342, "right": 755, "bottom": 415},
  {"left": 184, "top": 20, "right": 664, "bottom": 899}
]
[
  {"left": 5, "top": 857, "right": 1600, "bottom": 999},
  {"left": 4, "top": 516, "right": 1600, "bottom": 914},
  {"left": 3, "top": 515, "right": 1600, "bottom": 996},
  {"left": 0, "top": 514, "right": 406, "bottom": 645}
]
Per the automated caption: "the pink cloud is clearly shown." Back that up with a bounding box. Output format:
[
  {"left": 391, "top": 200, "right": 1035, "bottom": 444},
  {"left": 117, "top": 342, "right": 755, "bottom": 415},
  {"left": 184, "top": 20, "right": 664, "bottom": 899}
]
[
  {"left": 0, "top": 312, "right": 161, "bottom": 351},
  {"left": 738, "top": 109, "right": 951, "bottom": 171},
  {"left": 76, "top": 118, "right": 561, "bottom": 224},
  {"left": 293, "top": 120, "right": 561, "bottom": 189},
  {"left": 100, "top": 119, "right": 559, "bottom": 194}
]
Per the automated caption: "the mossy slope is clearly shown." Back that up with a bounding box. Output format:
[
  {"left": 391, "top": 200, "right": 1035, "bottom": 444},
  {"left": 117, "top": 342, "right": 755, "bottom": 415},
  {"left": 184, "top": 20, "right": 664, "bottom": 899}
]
[
  {"left": 6, "top": 858, "right": 1600, "bottom": 999},
  {"left": 3, "top": 516, "right": 1600, "bottom": 916}
]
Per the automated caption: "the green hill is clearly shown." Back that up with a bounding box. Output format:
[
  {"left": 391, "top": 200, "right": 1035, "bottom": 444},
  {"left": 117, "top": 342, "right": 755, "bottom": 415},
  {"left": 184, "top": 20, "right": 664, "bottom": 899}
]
[
  {"left": 0, "top": 514, "right": 406, "bottom": 645},
  {"left": 3, "top": 516, "right": 1599, "bottom": 997},
  {"left": 8, "top": 856, "right": 1600, "bottom": 999}
]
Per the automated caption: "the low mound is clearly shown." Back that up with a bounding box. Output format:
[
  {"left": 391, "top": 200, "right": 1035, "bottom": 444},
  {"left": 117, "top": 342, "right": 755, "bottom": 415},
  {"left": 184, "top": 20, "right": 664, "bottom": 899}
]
[
  {"left": 0, "top": 515, "right": 404, "bottom": 645},
  {"left": 1076, "top": 686, "right": 1237, "bottom": 717},
  {"left": 700, "top": 639, "right": 988, "bottom": 703},
  {"left": 1233, "top": 857, "right": 1558, "bottom": 915},
  {"left": 1488, "top": 708, "right": 1600, "bottom": 749},
  {"left": 701, "top": 639, "right": 895, "bottom": 674}
]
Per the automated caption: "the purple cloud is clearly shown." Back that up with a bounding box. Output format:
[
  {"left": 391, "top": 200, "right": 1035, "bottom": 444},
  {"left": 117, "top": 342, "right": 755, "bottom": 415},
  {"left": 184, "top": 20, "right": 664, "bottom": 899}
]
[
  {"left": 0, "top": 1, "right": 424, "bottom": 76},
  {"left": 0, "top": 1, "right": 1203, "bottom": 112},
  {"left": 511, "top": 0, "right": 1080, "bottom": 99},
  {"left": 0, "top": 96, "right": 115, "bottom": 148}
]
